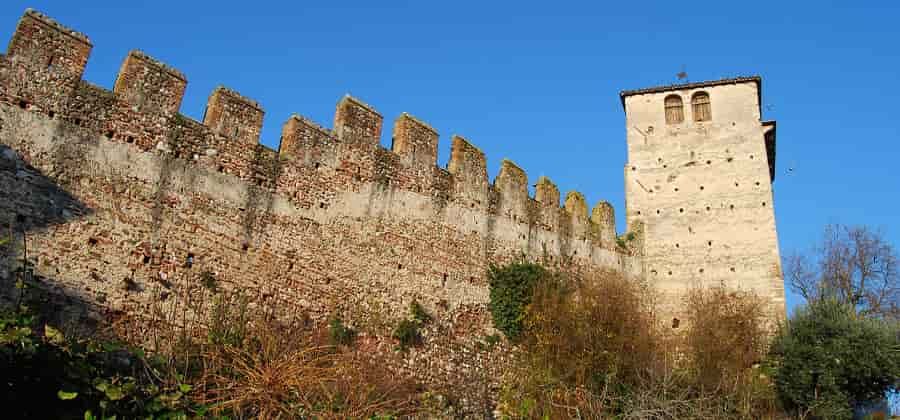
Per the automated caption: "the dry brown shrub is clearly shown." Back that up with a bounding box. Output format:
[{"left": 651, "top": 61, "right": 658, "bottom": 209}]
[
  {"left": 683, "top": 284, "right": 768, "bottom": 393},
  {"left": 499, "top": 268, "right": 786, "bottom": 420},
  {"left": 501, "top": 269, "right": 663, "bottom": 418},
  {"left": 113, "top": 286, "right": 424, "bottom": 419},
  {"left": 198, "top": 315, "right": 422, "bottom": 419}
]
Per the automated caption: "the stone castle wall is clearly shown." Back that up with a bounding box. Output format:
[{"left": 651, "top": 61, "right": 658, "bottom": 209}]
[{"left": 0, "top": 9, "right": 642, "bottom": 401}]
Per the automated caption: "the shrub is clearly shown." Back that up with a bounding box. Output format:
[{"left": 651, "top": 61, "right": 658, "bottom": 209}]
[
  {"left": 410, "top": 300, "right": 431, "bottom": 324},
  {"left": 0, "top": 308, "right": 201, "bottom": 419},
  {"left": 497, "top": 263, "right": 784, "bottom": 419},
  {"left": 487, "top": 262, "right": 547, "bottom": 340},
  {"left": 770, "top": 299, "right": 900, "bottom": 419},
  {"left": 683, "top": 285, "right": 768, "bottom": 392},
  {"left": 329, "top": 315, "right": 356, "bottom": 346},
  {"left": 501, "top": 268, "right": 661, "bottom": 417},
  {"left": 199, "top": 270, "right": 217, "bottom": 291},
  {"left": 393, "top": 319, "right": 422, "bottom": 351}
]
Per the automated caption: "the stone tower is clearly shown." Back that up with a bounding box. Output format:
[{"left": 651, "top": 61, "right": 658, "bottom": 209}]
[{"left": 620, "top": 77, "right": 785, "bottom": 319}]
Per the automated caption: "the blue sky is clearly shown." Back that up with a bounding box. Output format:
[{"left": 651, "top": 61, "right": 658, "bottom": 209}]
[{"left": 2, "top": 1, "right": 898, "bottom": 314}]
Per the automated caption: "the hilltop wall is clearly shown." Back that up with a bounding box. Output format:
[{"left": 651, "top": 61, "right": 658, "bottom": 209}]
[{"left": 0, "top": 9, "right": 642, "bottom": 400}]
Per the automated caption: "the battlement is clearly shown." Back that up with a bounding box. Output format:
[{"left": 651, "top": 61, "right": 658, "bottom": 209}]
[
  {"left": 0, "top": 8, "right": 628, "bottom": 256},
  {"left": 203, "top": 86, "right": 264, "bottom": 144},
  {"left": 114, "top": 50, "right": 186, "bottom": 115},
  {"left": 391, "top": 112, "right": 438, "bottom": 169},
  {"left": 18, "top": 9, "right": 91, "bottom": 45},
  {"left": 335, "top": 95, "right": 382, "bottom": 145}
]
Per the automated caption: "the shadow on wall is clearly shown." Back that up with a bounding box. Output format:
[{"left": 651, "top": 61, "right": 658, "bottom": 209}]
[{"left": 0, "top": 141, "right": 97, "bottom": 329}]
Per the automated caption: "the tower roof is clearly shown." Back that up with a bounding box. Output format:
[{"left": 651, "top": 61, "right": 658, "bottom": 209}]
[{"left": 619, "top": 76, "right": 761, "bottom": 108}]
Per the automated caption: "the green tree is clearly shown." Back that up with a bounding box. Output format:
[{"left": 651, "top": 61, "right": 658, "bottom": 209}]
[{"left": 770, "top": 299, "right": 900, "bottom": 419}]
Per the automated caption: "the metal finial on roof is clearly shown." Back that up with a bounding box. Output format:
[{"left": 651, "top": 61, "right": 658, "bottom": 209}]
[{"left": 677, "top": 65, "right": 688, "bottom": 82}]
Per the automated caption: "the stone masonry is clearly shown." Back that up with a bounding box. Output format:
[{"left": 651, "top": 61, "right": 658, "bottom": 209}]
[{"left": 0, "top": 8, "right": 784, "bottom": 405}]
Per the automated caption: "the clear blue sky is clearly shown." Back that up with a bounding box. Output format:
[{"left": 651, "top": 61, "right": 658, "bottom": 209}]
[{"left": 3, "top": 1, "right": 899, "bottom": 314}]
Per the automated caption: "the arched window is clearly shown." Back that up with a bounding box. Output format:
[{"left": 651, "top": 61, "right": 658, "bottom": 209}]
[
  {"left": 692, "top": 91, "right": 711, "bottom": 121},
  {"left": 664, "top": 95, "right": 684, "bottom": 124}
]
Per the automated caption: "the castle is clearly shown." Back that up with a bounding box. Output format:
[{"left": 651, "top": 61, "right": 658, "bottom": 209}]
[{"left": 0, "top": 9, "right": 784, "bottom": 396}]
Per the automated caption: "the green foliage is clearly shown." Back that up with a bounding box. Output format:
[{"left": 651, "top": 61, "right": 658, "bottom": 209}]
[
  {"left": 199, "top": 270, "right": 218, "bottom": 292},
  {"left": 409, "top": 300, "right": 431, "bottom": 324},
  {"left": 207, "top": 293, "right": 249, "bottom": 347},
  {"left": 0, "top": 309, "right": 203, "bottom": 419},
  {"left": 487, "top": 262, "right": 547, "bottom": 340},
  {"left": 484, "top": 333, "right": 501, "bottom": 347},
  {"left": 393, "top": 319, "right": 422, "bottom": 351},
  {"left": 329, "top": 316, "right": 357, "bottom": 346},
  {"left": 615, "top": 231, "right": 636, "bottom": 250},
  {"left": 770, "top": 299, "right": 900, "bottom": 419}
]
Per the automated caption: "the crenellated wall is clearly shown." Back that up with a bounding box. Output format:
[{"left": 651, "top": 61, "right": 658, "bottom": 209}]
[{"left": 0, "top": 8, "right": 640, "bottom": 406}]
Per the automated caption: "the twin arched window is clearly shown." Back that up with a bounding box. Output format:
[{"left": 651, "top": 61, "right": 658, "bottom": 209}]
[{"left": 664, "top": 92, "right": 711, "bottom": 124}]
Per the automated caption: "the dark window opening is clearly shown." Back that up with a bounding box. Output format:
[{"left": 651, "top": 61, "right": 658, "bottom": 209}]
[
  {"left": 672, "top": 318, "right": 680, "bottom": 329},
  {"left": 706, "top": 206, "right": 711, "bottom": 211},
  {"left": 762, "top": 202, "right": 767, "bottom": 207},
  {"left": 727, "top": 157, "right": 733, "bottom": 162},
  {"left": 656, "top": 209, "right": 660, "bottom": 214},
  {"left": 708, "top": 241, "right": 713, "bottom": 247},
  {"left": 730, "top": 267, "right": 736, "bottom": 272},
  {"left": 398, "top": 263, "right": 403, "bottom": 270},
  {"left": 105, "top": 130, "right": 114, "bottom": 139},
  {"left": 126, "top": 136, "right": 135, "bottom": 143},
  {"left": 675, "top": 243, "right": 680, "bottom": 248},
  {"left": 185, "top": 253, "right": 195, "bottom": 268},
  {"left": 730, "top": 204, "right": 735, "bottom": 210},
  {"left": 217, "top": 165, "right": 225, "bottom": 173},
  {"left": 699, "top": 268, "right": 704, "bottom": 273},
  {"left": 319, "top": 202, "right": 326, "bottom": 209},
  {"left": 750, "top": 155, "right": 754, "bottom": 159},
  {"left": 143, "top": 255, "right": 151, "bottom": 264},
  {"left": 87, "top": 237, "right": 98, "bottom": 246},
  {"left": 18, "top": 100, "right": 28, "bottom": 109},
  {"left": 679, "top": 208, "right": 684, "bottom": 213},
  {"left": 74, "top": 118, "right": 82, "bottom": 126},
  {"left": 668, "top": 271, "right": 673, "bottom": 275},
  {"left": 699, "top": 186, "right": 704, "bottom": 190},
  {"left": 48, "top": 110, "right": 55, "bottom": 119},
  {"left": 314, "top": 162, "right": 320, "bottom": 169},
  {"left": 706, "top": 160, "right": 711, "bottom": 165},
  {"left": 242, "top": 243, "right": 250, "bottom": 252}
]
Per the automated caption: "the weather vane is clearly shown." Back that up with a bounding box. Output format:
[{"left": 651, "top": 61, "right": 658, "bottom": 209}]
[{"left": 676, "top": 65, "right": 688, "bottom": 82}]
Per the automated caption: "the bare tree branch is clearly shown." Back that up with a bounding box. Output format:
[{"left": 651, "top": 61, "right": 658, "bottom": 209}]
[{"left": 788, "top": 224, "right": 899, "bottom": 320}]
